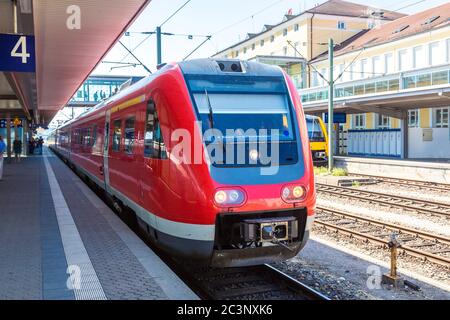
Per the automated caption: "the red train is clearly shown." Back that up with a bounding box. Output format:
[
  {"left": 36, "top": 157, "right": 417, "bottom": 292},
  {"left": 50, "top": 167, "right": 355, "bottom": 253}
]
[{"left": 48, "top": 59, "right": 316, "bottom": 267}]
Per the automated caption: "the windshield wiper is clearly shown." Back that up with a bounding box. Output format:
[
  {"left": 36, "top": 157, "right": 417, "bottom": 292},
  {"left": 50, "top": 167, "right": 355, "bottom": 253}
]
[{"left": 205, "top": 89, "right": 214, "bottom": 129}]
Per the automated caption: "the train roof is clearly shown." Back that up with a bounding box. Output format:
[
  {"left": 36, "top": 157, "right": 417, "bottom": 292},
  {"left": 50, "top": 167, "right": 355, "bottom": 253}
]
[
  {"left": 55, "top": 59, "right": 285, "bottom": 130},
  {"left": 179, "top": 58, "right": 284, "bottom": 77}
]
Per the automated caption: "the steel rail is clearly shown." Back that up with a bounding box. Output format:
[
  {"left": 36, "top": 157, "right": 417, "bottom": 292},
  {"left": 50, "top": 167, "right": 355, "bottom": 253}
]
[
  {"left": 176, "top": 264, "right": 331, "bottom": 300},
  {"left": 315, "top": 207, "right": 450, "bottom": 268},
  {"left": 316, "top": 183, "right": 450, "bottom": 218},
  {"left": 351, "top": 173, "right": 450, "bottom": 193}
]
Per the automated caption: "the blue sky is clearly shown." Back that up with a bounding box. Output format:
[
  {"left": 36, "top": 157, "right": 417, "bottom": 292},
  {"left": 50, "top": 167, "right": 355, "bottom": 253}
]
[{"left": 93, "top": 0, "right": 449, "bottom": 76}]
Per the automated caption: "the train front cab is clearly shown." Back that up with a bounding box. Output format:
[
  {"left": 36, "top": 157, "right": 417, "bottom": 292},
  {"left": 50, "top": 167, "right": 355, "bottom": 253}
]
[
  {"left": 306, "top": 115, "right": 328, "bottom": 167},
  {"left": 176, "top": 59, "right": 316, "bottom": 267}
]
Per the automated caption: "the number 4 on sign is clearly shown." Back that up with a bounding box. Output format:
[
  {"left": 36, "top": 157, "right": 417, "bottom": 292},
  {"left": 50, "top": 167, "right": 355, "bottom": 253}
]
[{"left": 11, "top": 36, "right": 30, "bottom": 64}]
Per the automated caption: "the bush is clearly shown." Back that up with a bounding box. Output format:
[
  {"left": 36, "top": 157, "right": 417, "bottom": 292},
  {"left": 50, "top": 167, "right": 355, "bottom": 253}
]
[
  {"left": 314, "top": 166, "right": 329, "bottom": 175},
  {"left": 331, "top": 168, "right": 348, "bottom": 176}
]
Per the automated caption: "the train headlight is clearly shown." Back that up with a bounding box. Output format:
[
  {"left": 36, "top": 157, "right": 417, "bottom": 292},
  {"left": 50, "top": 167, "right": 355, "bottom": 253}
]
[
  {"left": 249, "top": 149, "right": 259, "bottom": 162},
  {"left": 214, "top": 190, "right": 227, "bottom": 204},
  {"left": 214, "top": 188, "right": 246, "bottom": 207},
  {"left": 281, "top": 185, "right": 306, "bottom": 203}
]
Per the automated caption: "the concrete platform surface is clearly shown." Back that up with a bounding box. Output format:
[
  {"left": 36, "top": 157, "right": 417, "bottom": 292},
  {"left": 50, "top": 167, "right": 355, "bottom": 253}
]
[
  {"left": 0, "top": 150, "right": 197, "bottom": 300},
  {"left": 335, "top": 156, "right": 450, "bottom": 184}
]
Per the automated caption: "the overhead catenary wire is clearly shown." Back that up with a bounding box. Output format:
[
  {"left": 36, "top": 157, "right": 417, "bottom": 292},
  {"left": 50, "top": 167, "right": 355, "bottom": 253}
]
[
  {"left": 393, "top": 0, "right": 426, "bottom": 12},
  {"left": 211, "top": 0, "right": 287, "bottom": 36},
  {"left": 286, "top": 40, "right": 330, "bottom": 85},
  {"left": 118, "top": 41, "right": 152, "bottom": 74},
  {"left": 160, "top": 0, "right": 193, "bottom": 27}
]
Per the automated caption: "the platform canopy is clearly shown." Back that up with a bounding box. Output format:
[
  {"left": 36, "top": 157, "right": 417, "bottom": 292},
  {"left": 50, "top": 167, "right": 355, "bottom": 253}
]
[{"left": 0, "top": 0, "right": 151, "bottom": 125}]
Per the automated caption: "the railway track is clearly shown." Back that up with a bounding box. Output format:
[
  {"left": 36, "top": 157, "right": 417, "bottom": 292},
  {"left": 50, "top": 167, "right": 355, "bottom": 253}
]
[
  {"left": 175, "top": 264, "right": 330, "bottom": 300},
  {"left": 351, "top": 174, "right": 450, "bottom": 193},
  {"left": 52, "top": 148, "right": 330, "bottom": 300},
  {"left": 316, "top": 183, "right": 450, "bottom": 218},
  {"left": 314, "top": 206, "right": 450, "bottom": 268}
]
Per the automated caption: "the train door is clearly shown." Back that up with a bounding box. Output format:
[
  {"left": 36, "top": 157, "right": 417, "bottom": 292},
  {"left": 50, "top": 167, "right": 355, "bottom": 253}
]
[
  {"left": 121, "top": 115, "right": 139, "bottom": 203},
  {"left": 103, "top": 110, "right": 111, "bottom": 191},
  {"left": 139, "top": 100, "right": 164, "bottom": 230}
]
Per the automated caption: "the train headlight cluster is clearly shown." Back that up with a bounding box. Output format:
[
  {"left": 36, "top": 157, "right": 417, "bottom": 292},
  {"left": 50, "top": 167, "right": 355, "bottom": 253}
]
[
  {"left": 214, "top": 188, "right": 246, "bottom": 207},
  {"left": 281, "top": 185, "right": 306, "bottom": 203}
]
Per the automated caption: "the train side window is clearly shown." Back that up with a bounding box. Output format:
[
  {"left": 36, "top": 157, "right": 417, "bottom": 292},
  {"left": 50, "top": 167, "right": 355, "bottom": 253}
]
[
  {"left": 85, "top": 127, "right": 91, "bottom": 146},
  {"left": 92, "top": 125, "right": 97, "bottom": 147},
  {"left": 144, "top": 101, "right": 155, "bottom": 157},
  {"left": 144, "top": 100, "right": 167, "bottom": 159},
  {"left": 124, "top": 117, "right": 135, "bottom": 154},
  {"left": 154, "top": 114, "right": 167, "bottom": 159},
  {"left": 112, "top": 119, "right": 122, "bottom": 152}
]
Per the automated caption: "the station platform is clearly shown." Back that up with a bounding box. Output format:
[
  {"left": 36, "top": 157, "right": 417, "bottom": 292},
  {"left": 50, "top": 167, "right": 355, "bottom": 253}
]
[
  {"left": 335, "top": 156, "right": 450, "bottom": 184},
  {"left": 0, "top": 149, "right": 198, "bottom": 300}
]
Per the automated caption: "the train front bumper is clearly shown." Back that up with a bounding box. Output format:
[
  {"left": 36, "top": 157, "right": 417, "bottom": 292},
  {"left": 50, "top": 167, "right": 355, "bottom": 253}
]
[{"left": 210, "top": 208, "right": 313, "bottom": 267}]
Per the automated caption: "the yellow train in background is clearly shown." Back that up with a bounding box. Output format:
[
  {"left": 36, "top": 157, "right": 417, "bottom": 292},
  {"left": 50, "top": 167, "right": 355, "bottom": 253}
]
[{"left": 306, "top": 115, "right": 328, "bottom": 166}]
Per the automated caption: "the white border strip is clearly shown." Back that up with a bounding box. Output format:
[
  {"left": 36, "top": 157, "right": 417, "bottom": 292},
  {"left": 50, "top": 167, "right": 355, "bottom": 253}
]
[
  {"left": 74, "top": 180, "right": 198, "bottom": 300},
  {"left": 43, "top": 153, "right": 107, "bottom": 300}
]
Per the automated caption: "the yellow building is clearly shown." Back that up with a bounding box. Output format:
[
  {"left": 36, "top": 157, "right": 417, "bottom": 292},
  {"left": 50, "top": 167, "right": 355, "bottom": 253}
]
[
  {"left": 305, "top": 2, "right": 450, "bottom": 158},
  {"left": 213, "top": 0, "right": 404, "bottom": 89}
]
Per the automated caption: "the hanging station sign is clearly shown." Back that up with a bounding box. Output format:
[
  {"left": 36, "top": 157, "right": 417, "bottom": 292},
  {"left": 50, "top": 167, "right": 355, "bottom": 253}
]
[{"left": 0, "top": 33, "right": 36, "bottom": 73}]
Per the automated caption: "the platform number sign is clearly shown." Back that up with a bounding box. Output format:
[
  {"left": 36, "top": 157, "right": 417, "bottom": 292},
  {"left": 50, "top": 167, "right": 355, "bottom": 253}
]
[
  {"left": 0, "top": 33, "right": 35, "bottom": 72},
  {"left": 11, "top": 36, "right": 31, "bottom": 64}
]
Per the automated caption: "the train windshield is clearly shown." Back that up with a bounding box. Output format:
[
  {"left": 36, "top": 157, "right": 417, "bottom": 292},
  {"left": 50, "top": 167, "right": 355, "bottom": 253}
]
[
  {"left": 193, "top": 93, "right": 294, "bottom": 142},
  {"left": 187, "top": 75, "right": 296, "bottom": 143},
  {"left": 306, "top": 117, "right": 325, "bottom": 142}
]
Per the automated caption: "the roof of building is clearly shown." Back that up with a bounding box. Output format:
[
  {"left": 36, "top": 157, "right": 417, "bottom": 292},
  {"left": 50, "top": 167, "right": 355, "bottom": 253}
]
[
  {"left": 214, "top": 0, "right": 406, "bottom": 56},
  {"left": 305, "top": 0, "right": 404, "bottom": 20},
  {"left": 312, "top": 2, "right": 450, "bottom": 62}
]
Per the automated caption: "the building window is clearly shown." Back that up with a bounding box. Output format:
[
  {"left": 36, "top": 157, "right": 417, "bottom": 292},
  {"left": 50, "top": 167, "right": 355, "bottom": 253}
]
[
  {"left": 293, "top": 42, "right": 299, "bottom": 57},
  {"left": 112, "top": 119, "right": 122, "bottom": 152},
  {"left": 312, "top": 71, "right": 319, "bottom": 87},
  {"left": 283, "top": 46, "right": 288, "bottom": 56},
  {"left": 294, "top": 23, "right": 299, "bottom": 31},
  {"left": 260, "top": 39, "right": 264, "bottom": 47},
  {"left": 283, "top": 28, "right": 288, "bottom": 36},
  {"left": 252, "top": 43, "right": 255, "bottom": 50},
  {"left": 413, "top": 45, "right": 426, "bottom": 69},
  {"left": 408, "top": 109, "right": 419, "bottom": 127},
  {"left": 398, "top": 49, "right": 411, "bottom": 71},
  {"left": 435, "top": 108, "right": 449, "bottom": 128},
  {"left": 235, "top": 50, "right": 239, "bottom": 57},
  {"left": 384, "top": 53, "right": 394, "bottom": 74},
  {"left": 353, "top": 114, "right": 366, "bottom": 129},
  {"left": 372, "top": 56, "right": 382, "bottom": 77},
  {"left": 377, "top": 114, "right": 391, "bottom": 129},
  {"left": 270, "top": 35, "right": 275, "bottom": 42},
  {"left": 360, "top": 59, "right": 368, "bottom": 79},
  {"left": 320, "top": 68, "right": 327, "bottom": 86},
  {"left": 348, "top": 64, "right": 354, "bottom": 81},
  {"left": 337, "top": 64, "right": 344, "bottom": 82},
  {"left": 446, "top": 38, "right": 450, "bottom": 62},
  {"left": 337, "top": 21, "right": 346, "bottom": 30},
  {"left": 124, "top": 117, "right": 135, "bottom": 154},
  {"left": 429, "top": 41, "right": 443, "bottom": 66},
  {"left": 243, "top": 47, "right": 247, "bottom": 54}
]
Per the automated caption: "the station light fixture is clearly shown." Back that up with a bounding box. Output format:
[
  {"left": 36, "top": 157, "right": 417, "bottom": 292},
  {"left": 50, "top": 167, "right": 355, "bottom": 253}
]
[{"left": 19, "top": 0, "right": 32, "bottom": 14}]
